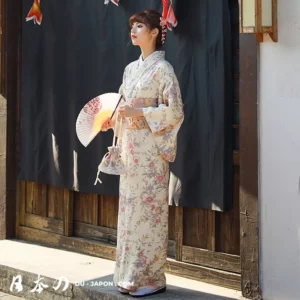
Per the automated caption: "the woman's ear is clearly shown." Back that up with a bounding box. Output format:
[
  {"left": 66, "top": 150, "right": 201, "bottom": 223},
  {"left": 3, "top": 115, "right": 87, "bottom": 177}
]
[{"left": 151, "top": 28, "right": 159, "bottom": 38}]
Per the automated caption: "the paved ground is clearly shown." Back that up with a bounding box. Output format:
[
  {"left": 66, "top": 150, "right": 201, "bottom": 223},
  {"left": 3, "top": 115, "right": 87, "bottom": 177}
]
[{"left": 0, "top": 239, "right": 246, "bottom": 300}]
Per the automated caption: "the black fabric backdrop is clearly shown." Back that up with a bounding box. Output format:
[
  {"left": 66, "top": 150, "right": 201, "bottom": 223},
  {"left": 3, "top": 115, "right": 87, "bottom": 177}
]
[{"left": 20, "top": 0, "right": 238, "bottom": 211}]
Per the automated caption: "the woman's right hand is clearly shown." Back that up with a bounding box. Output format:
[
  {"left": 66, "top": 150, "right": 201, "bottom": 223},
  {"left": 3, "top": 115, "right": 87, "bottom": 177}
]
[
  {"left": 101, "top": 105, "right": 122, "bottom": 131},
  {"left": 101, "top": 118, "right": 114, "bottom": 132}
]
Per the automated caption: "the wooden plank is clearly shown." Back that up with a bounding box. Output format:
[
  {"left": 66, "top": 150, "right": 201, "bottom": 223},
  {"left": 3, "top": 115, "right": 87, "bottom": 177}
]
[
  {"left": 15, "top": 181, "right": 20, "bottom": 232},
  {"left": 239, "top": 34, "right": 259, "bottom": 298},
  {"left": 74, "top": 221, "right": 176, "bottom": 258},
  {"left": 216, "top": 166, "right": 240, "bottom": 255},
  {"left": 74, "top": 192, "right": 96, "bottom": 224},
  {"left": 0, "top": 0, "right": 22, "bottom": 239},
  {"left": 256, "top": 0, "right": 262, "bottom": 32},
  {"left": 271, "top": 0, "right": 278, "bottom": 42},
  {"left": 27, "top": 182, "right": 48, "bottom": 217},
  {"left": 17, "top": 226, "right": 116, "bottom": 261},
  {"left": 17, "top": 226, "right": 240, "bottom": 291},
  {"left": 76, "top": 223, "right": 118, "bottom": 236},
  {"left": 74, "top": 221, "right": 117, "bottom": 244},
  {"left": 92, "top": 194, "right": 99, "bottom": 226},
  {"left": 99, "top": 195, "right": 118, "bottom": 229},
  {"left": 24, "top": 213, "right": 64, "bottom": 235},
  {"left": 47, "top": 185, "right": 64, "bottom": 220},
  {"left": 166, "top": 259, "right": 240, "bottom": 291},
  {"left": 17, "top": 180, "right": 26, "bottom": 226},
  {"left": 26, "top": 183, "right": 48, "bottom": 217},
  {"left": 183, "top": 208, "right": 210, "bottom": 249},
  {"left": 207, "top": 210, "right": 215, "bottom": 251},
  {"left": 35, "top": 184, "right": 47, "bottom": 217},
  {"left": 63, "top": 189, "right": 74, "bottom": 236},
  {"left": 182, "top": 246, "right": 241, "bottom": 274},
  {"left": 25, "top": 181, "right": 37, "bottom": 214},
  {"left": 168, "top": 205, "right": 176, "bottom": 240},
  {"left": 175, "top": 206, "right": 183, "bottom": 260}
]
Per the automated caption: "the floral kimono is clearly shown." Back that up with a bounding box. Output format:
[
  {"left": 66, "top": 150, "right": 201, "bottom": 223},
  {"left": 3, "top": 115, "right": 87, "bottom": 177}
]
[{"left": 113, "top": 51, "right": 184, "bottom": 291}]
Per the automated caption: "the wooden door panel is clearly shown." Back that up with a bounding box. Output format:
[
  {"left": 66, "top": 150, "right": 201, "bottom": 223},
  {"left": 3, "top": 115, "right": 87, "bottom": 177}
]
[
  {"left": 99, "top": 195, "right": 118, "bottom": 229},
  {"left": 74, "top": 191, "right": 98, "bottom": 224},
  {"left": 216, "top": 167, "right": 240, "bottom": 255},
  {"left": 47, "top": 185, "right": 64, "bottom": 220}
]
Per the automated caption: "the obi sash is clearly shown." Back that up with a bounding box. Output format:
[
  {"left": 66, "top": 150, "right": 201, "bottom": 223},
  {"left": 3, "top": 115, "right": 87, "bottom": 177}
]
[{"left": 126, "top": 98, "right": 158, "bottom": 130}]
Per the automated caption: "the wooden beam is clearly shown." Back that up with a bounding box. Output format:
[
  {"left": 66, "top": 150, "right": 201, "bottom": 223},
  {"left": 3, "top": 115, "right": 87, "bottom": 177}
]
[
  {"left": 0, "top": 0, "right": 22, "bottom": 239},
  {"left": 182, "top": 246, "right": 240, "bottom": 274},
  {"left": 17, "top": 226, "right": 241, "bottom": 291},
  {"left": 239, "top": 34, "right": 260, "bottom": 298},
  {"left": 166, "top": 258, "right": 241, "bottom": 291},
  {"left": 271, "top": 0, "right": 278, "bottom": 42},
  {"left": 17, "top": 226, "right": 116, "bottom": 261},
  {"left": 24, "top": 213, "right": 64, "bottom": 235},
  {"left": 74, "top": 221, "right": 117, "bottom": 244},
  {"left": 74, "top": 221, "right": 176, "bottom": 256}
]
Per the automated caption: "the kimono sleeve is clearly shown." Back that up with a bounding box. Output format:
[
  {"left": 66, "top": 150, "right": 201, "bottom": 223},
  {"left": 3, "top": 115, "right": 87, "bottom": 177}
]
[
  {"left": 142, "top": 65, "right": 184, "bottom": 162},
  {"left": 142, "top": 66, "right": 184, "bottom": 135}
]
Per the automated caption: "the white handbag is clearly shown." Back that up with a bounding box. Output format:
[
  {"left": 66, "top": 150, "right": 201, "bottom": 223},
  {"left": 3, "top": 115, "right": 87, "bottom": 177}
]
[{"left": 94, "top": 118, "right": 126, "bottom": 185}]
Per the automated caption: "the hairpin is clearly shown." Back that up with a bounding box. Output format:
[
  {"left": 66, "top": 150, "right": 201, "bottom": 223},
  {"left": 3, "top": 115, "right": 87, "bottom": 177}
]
[{"left": 160, "top": 17, "right": 168, "bottom": 44}]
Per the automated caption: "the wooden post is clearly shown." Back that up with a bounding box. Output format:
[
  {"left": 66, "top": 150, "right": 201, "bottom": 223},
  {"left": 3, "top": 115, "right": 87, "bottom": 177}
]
[
  {"left": 0, "top": 94, "right": 7, "bottom": 239},
  {"left": 0, "top": 0, "right": 22, "bottom": 239},
  {"left": 239, "top": 34, "right": 260, "bottom": 299}
]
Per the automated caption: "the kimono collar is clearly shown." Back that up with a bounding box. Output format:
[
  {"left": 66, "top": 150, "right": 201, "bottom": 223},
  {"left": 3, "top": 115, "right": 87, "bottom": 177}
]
[
  {"left": 126, "top": 51, "right": 165, "bottom": 99},
  {"left": 138, "top": 51, "right": 165, "bottom": 68}
]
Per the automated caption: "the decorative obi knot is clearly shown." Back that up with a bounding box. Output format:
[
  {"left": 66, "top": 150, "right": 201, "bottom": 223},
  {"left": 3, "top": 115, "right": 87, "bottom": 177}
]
[{"left": 126, "top": 98, "right": 158, "bottom": 130}]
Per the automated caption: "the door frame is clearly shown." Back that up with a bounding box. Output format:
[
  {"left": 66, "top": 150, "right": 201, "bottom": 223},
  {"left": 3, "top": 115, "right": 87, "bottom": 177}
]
[
  {"left": 0, "top": 0, "right": 22, "bottom": 239},
  {"left": 239, "top": 35, "right": 260, "bottom": 298},
  {"left": 0, "top": 0, "right": 260, "bottom": 298}
]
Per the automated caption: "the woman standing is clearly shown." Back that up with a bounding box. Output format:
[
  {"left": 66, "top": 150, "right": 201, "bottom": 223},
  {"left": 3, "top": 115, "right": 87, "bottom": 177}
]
[{"left": 102, "top": 9, "right": 184, "bottom": 297}]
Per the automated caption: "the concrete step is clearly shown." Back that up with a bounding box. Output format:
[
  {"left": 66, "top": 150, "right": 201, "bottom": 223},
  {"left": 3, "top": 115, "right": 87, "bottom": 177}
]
[
  {"left": 0, "top": 240, "right": 245, "bottom": 300},
  {"left": 0, "top": 291, "right": 24, "bottom": 299}
]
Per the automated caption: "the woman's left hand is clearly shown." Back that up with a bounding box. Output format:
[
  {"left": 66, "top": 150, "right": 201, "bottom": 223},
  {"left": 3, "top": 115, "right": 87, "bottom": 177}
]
[{"left": 118, "top": 104, "right": 143, "bottom": 118}]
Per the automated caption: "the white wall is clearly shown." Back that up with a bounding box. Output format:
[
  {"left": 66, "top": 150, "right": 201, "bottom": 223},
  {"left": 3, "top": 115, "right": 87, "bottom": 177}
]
[{"left": 259, "top": 1, "right": 300, "bottom": 300}]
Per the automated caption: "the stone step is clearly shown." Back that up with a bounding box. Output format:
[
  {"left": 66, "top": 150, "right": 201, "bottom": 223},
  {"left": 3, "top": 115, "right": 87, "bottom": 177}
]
[
  {"left": 0, "top": 240, "right": 245, "bottom": 300},
  {"left": 0, "top": 291, "right": 25, "bottom": 299}
]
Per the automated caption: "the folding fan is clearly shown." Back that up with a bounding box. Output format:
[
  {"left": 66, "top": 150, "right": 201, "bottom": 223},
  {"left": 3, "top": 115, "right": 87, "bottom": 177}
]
[{"left": 76, "top": 93, "right": 122, "bottom": 147}]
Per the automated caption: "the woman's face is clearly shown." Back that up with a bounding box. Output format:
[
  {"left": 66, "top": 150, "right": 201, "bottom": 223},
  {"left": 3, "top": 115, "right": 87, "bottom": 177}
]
[{"left": 131, "top": 22, "right": 157, "bottom": 48}]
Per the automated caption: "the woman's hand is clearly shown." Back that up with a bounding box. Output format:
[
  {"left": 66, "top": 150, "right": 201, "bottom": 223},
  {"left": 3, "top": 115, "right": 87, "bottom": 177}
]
[
  {"left": 101, "top": 117, "right": 114, "bottom": 132},
  {"left": 118, "top": 105, "right": 143, "bottom": 118}
]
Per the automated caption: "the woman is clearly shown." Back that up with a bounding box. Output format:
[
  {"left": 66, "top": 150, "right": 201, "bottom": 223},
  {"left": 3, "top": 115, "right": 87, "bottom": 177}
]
[{"left": 102, "top": 9, "right": 184, "bottom": 297}]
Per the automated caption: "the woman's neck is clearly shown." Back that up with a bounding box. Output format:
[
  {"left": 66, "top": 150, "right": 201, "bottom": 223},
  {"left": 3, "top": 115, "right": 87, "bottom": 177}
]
[{"left": 140, "top": 45, "right": 156, "bottom": 61}]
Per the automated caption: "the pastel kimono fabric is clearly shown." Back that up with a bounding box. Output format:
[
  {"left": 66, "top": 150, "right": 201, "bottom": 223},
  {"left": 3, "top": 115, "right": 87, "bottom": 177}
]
[{"left": 113, "top": 51, "right": 184, "bottom": 291}]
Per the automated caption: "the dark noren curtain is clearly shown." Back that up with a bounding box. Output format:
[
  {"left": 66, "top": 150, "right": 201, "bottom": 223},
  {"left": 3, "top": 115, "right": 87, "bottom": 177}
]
[{"left": 20, "top": 0, "right": 238, "bottom": 211}]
